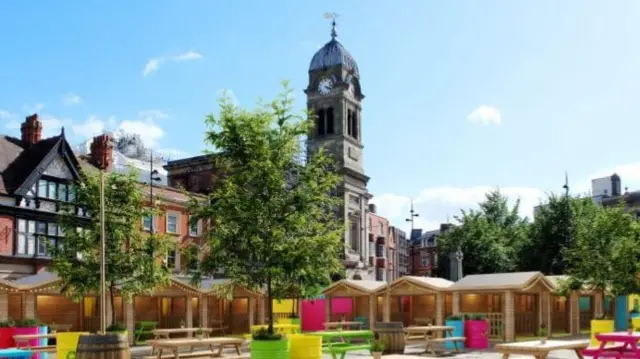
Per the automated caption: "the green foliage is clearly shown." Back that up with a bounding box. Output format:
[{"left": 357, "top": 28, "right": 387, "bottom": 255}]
[
  {"left": 537, "top": 323, "right": 547, "bottom": 337},
  {"left": 189, "top": 82, "right": 344, "bottom": 334},
  {"left": 106, "top": 322, "right": 127, "bottom": 332},
  {"left": 50, "top": 170, "right": 173, "bottom": 325},
  {"left": 195, "top": 328, "right": 204, "bottom": 335},
  {"left": 466, "top": 313, "right": 486, "bottom": 320},
  {"left": 446, "top": 315, "right": 462, "bottom": 321},
  {"left": 564, "top": 202, "right": 640, "bottom": 295},
  {"left": 0, "top": 318, "right": 14, "bottom": 328},
  {"left": 436, "top": 189, "right": 529, "bottom": 275},
  {"left": 370, "top": 340, "right": 385, "bottom": 352},
  {"left": 522, "top": 195, "right": 597, "bottom": 274},
  {"left": 16, "top": 318, "right": 39, "bottom": 327},
  {"left": 252, "top": 327, "right": 283, "bottom": 341}
]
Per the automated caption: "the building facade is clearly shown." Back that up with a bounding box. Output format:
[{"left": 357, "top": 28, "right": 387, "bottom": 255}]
[
  {"left": 366, "top": 208, "right": 390, "bottom": 282},
  {"left": 0, "top": 115, "right": 202, "bottom": 280},
  {"left": 392, "top": 226, "right": 409, "bottom": 277}
]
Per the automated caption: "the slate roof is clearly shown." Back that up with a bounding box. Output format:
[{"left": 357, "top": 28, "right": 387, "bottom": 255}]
[
  {"left": 0, "top": 135, "right": 61, "bottom": 194},
  {"left": 448, "top": 271, "right": 555, "bottom": 291}
]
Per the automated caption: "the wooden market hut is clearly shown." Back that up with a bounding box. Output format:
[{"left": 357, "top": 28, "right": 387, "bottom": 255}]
[
  {"left": 546, "top": 275, "right": 605, "bottom": 335},
  {"left": 382, "top": 276, "right": 454, "bottom": 327},
  {"left": 323, "top": 279, "right": 388, "bottom": 330},
  {"left": 200, "top": 278, "right": 264, "bottom": 334},
  {"left": 0, "top": 278, "right": 21, "bottom": 322},
  {"left": 447, "top": 271, "right": 556, "bottom": 342}
]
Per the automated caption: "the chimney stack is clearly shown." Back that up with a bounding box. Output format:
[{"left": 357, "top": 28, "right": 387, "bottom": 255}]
[
  {"left": 90, "top": 134, "right": 113, "bottom": 171},
  {"left": 21, "top": 114, "right": 42, "bottom": 146},
  {"left": 368, "top": 203, "right": 377, "bottom": 214}
]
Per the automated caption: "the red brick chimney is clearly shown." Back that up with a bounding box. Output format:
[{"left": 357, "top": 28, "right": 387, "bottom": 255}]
[
  {"left": 21, "top": 114, "right": 42, "bottom": 146},
  {"left": 90, "top": 134, "right": 113, "bottom": 171}
]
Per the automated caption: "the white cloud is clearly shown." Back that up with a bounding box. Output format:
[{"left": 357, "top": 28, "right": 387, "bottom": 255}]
[
  {"left": 62, "top": 93, "right": 82, "bottom": 106},
  {"left": 0, "top": 110, "right": 14, "bottom": 120},
  {"left": 142, "top": 51, "right": 203, "bottom": 76},
  {"left": 118, "top": 119, "right": 164, "bottom": 148},
  {"left": 371, "top": 186, "right": 544, "bottom": 234},
  {"left": 138, "top": 109, "right": 169, "bottom": 121},
  {"left": 22, "top": 103, "right": 44, "bottom": 114},
  {"left": 72, "top": 115, "right": 105, "bottom": 138},
  {"left": 40, "top": 115, "right": 72, "bottom": 138},
  {"left": 467, "top": 105, "right": 502, "bottom": 125}
]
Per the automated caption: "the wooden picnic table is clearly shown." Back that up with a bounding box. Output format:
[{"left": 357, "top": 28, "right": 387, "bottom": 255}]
[
  {"left": 13, "top": 334, "right": 57, "bottom": 352},
  {"left": 582, "top": 332, "right": 640, "bottom": 359},
  {"left": 308, "top": 330, "right": 374, "bottom": 359},
  {"left": 404, "top": 325, "right": 465, "bottom": 355},
  {"left": 152, "top": 328, "right": 214, "bottom": 340},
  {"left": 497, "top": 339, "right": 589, "bottom": 359},
  {"left": 323, "top": 321, "right": 364, "bottom": 330},
  {"left": 149, "top": 337, "right": 245, "bottom": 359}
]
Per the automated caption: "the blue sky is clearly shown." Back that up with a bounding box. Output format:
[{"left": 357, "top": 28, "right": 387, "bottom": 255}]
[{"left": 2, "top": 1, "right": 640, "bottom": 231}]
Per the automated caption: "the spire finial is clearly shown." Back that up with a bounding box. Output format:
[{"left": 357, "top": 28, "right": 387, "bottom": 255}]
[{"left": 323, "top": 12, "right": 339, "bottom": 40}]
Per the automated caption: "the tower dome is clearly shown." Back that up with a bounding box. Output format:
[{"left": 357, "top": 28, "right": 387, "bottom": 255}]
[{"left": 309, "top": 20, "right": 359, "bottom": 77}]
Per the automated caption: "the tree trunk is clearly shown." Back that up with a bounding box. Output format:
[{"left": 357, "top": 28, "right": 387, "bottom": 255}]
[
  {"left": 110, "top": 282, "right": 117, "bottom": 327},
  {"left": 267, "top": 276, "right": 274, "bottom": 334}
]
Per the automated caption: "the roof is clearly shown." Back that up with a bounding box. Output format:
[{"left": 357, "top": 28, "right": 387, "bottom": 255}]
[
  {"left": 545, "top": 275, "right": 602, "bottom": 294},
  {"left": 387, "top": 276, "right": 454, "bottom": 295},
  {"left": 323, "top": 279, "right": 387, "bottom": 297},
  {"left": 309, "top": 39, "right": 359, "bottom": 77},
  {"left": 139, "top": 184, "right": 206, "bottom": 205},
  {"left": 448, "top": 271, "right": 555, "bottom": 292},
  {"left": 0, "top": 135, "right": 62, "bottom": 194},
  {"left": 0, "top": 278, "right": 20, "bottom": 292}
]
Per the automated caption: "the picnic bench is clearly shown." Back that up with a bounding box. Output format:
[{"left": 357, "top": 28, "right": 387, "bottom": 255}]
[
  {"left": 308, "top": 330, "right": 374, "bottom": 359},
  {"left": 0, "top": 349, "right": 33, "bottom": 359},
  {"left": 404, "top": 325, "right": 465, "bottom": 355},
  {"left": 146, "top": 337, "right": 245, "bottom": 359},
  {"left": 13, "top": 334, "right": 57, "bottom": 352},
  {"left": 152, "top": 328, "right": 214, "bottom": 340},
  {"left": 323, "top": 321, "right": 364, "bottom": 331},
  {"left": 209, "top": 320, "right": 229, "bottom": 335},
  {"left": 582, "top": 332, "right": 640, "bottom": 359},
  {"left": 497, "top": 339, "right": 589, "bottom": 359},
  {"left": 136, "top": 321, "right": 159, "bottom": 345}
]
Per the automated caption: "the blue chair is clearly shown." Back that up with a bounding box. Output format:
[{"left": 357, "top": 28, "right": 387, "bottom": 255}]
[{"left": 354, "top": 316, "right": 369, "bottom": 330}]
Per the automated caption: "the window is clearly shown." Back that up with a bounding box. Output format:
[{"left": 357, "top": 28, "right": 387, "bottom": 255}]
[
  {"left": 347, "top": 110, "right": 353, "bottom": 136},
  {"left": 47, "top": 182, "right": 57, "bottom": 200},
  {"left": 36, "top": 179, "right": 73, "bottom": 202},
  {"left": 352, "top": 112, "right": 358, "bottom": 140},
  {"left": 326, "top": 107, "right": 334, "bottom": 134},
  {"left": 187, "top": 246, "right": 199, "bottom": 271},
  {"left": 349, "top": 220, "right": 359, "bottom": 251},
  {"left": 58, "top": 184, "right": 68, "bottom": 201},
  {"left": 376, "top": 244, "right": 384, "bottom": 257},
  {"left": 16, "top": 219, "right": 60, "bottom": 257},
  {"left": 166, "top": 250, "right": 176, "bottom": 269},
  {"left": 38, "top": 180, "right": 47, "bottom": 198},
  {"left": 167, "top": 214, "right": 179, "bottom": 234},
  {"left": 317, "top": 109, "right": 325, "bottom": 136},
  {"left": 376, "top": 268, "right": 384, "bottom": 281},
  {"left": 378, "top": 222, "right": 384, "bottom": 236},
  {"left": 421, "top": 251, "right": 430, "bottom": 267},
  {"left": 189, "top": 217, "right": 200, "bottom": 237},
  {"left": 142, "top": 215, "right": 153, "bottom": 231}
]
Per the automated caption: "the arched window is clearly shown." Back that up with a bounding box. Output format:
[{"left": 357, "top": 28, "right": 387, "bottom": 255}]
[
  {"left": 317, "top": 108, "right": 326, "bottom": 136},
  {"left": 352, "top": 111, "right": 359, "bottom": 140},
  {"left": 326, "top": 107, "right": 334, "bottom": 134},
  {"left": 347, "top": 109, "right": 353, "bottom": 136}
]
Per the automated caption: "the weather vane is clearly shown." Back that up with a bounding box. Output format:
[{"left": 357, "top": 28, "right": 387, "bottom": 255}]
[{"left": 323, "top": 12, "right": 339, "bottom": 39}]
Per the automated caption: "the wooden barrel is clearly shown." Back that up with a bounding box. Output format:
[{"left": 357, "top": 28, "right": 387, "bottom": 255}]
[
  {"left": 375, "top": 321, "right": 405, "bottom": 354},
  {"left": 76, "top": 333, "right": 130, "bottom": 359}
]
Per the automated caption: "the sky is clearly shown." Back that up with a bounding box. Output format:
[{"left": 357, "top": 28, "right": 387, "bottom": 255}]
[{"left": 2, "top": 1, "right": 640, "bottom": 233}]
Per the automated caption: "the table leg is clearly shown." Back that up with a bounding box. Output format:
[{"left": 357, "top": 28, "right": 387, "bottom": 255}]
[
  {"left": 156, "top": 348, "right": 163, "bottom": 359},
  {"left": 173, "top": 349, "right": 178, "bottom": 359},
  {"left": 235, "top": 344, "right": 241, "bottom": 355},
  {"left": 575, "top": 349, "right": 585, "bottom": 359},
  {"left": 502, "top": 353, "right": 510, "bottom": 359}
]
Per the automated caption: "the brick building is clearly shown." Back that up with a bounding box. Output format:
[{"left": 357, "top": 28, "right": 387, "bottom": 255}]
[
  {"left": 0, "top": 114, "right": 203, "bottom": 280},
  {"left": 366, "top": 206, "right": 393, "bottom": 282},
  {"left": 410, "top": 224, "right": 450, "bottom": 277},
  {"left": 392, "top": 226, "right": 409, "bottom": 277}
]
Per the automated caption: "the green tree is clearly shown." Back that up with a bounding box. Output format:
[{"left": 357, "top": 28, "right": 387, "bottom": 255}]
[
  {"left": 190, "top": 83, "right": 344, "bottom": 334},
  {"left": 521, "top": 194, "right": 598, "bottom": 274},
  {"left": 50, "top": 170, "right": 173, "bottom": 326},
  {"left": 436, "top": 189, "right": 529, "bottom": 275},
  {"left": 564, "top": 202, "right": 640, "bottom": 295}
]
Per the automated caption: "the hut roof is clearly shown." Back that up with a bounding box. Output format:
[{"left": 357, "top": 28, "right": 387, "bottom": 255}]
[
  {"left": 323, "top": 280, "right": 387, "bottom": 297},
  {"left": 448, "top": 271, "right": 555, "bottom": 292},
  {"left": 385, "top": 276, "right": 453, "bottom": 295},
  {"left": 545, "top": 275, "right": 603, "bottom": 294}
]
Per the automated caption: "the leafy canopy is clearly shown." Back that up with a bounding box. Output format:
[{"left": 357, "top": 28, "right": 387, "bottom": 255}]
[
  {"left": 51, "top": 169, "right": 173, "bottom": 325},
  {"left": 190, "top": 82, "right": 344, "bottom": 333}
]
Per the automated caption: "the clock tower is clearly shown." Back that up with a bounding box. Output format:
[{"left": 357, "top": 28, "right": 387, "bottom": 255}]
[{"left": 305, "top": 18, "right": 373, "bottom": 280}]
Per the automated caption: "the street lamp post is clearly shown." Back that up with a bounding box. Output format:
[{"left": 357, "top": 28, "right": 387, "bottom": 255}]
[
  {"left": 405, "top": 200, "right": 419, "bottom": 233},
  {"left": 149, "top": 150, "right": 162, "bottom": 234}
]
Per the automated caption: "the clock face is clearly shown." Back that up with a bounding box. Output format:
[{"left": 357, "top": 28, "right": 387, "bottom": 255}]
[{"left": 318, "top": 77, "right": 333, "bottom": 95}]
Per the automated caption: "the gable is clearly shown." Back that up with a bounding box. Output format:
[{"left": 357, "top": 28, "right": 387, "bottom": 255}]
[{"left": 44, "top": 154, "right": 74, "bottom": 180}]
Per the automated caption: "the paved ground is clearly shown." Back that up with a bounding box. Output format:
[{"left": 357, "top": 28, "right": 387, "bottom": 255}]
[{"left": 125, "top": 338, "right": 589, "bottom": 359}]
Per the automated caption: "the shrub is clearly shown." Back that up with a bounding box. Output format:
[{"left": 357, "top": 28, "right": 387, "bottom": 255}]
[
  {"left": 371, "top": 340, "right": 385, "bottom": 353},
  {"left": 538, "top": 324, "right": 548, "bottom": 337},
  {"left": 16, "top": 318, "right": 39, "bottom": 327},
  {"left": 252, "top": 327, "right": 283, "bottom": 341},
  {"left": 106, "top": 322, "right": 127, "bottom": 332},
  {"left": 446, "top": 315, "right": 463, "bottom": 321},
  {"left": 468, "top": 313, "right": 486, "bottom": 320}
]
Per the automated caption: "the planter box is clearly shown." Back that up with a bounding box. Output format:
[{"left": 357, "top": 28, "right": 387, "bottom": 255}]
[
  {"left": 445, "top": 320, "right": 464, "bottom": 350},
  {"left": 591, "top": 319, "right": 614, "bottom": 347},
  {"left": 250, "top": 338, "right": 289, "bottom": 359},
  {"left": 0, "top": 327, "right": 14, "bottom": 349},
  {"left": 289, "top": 334, "right": 320, "bottom": 359},
  {"left": 465, "top": 320, "right": 489, "bottom": 349},
  {"left": 14, "top": 326, "right": 43, "bottom": 359}
]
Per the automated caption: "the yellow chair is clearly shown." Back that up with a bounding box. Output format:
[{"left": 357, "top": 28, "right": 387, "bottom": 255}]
[{"left": 57, "top": 332, "right": 90, "bottom": 359}]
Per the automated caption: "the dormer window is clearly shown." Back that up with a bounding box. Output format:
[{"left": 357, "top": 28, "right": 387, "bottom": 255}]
[{"left": 37, "top": 178, "right": 74, "bottom": 202}]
